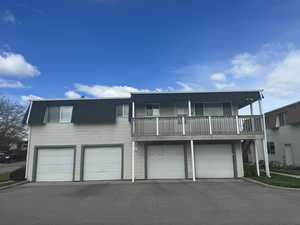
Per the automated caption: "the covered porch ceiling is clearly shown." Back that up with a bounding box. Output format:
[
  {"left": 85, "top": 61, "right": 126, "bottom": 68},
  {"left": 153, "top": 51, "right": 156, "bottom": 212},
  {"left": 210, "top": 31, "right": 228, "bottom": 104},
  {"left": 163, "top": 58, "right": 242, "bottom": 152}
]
[{"left": 131, "top": 90, "right": 262, "bottom": 109}]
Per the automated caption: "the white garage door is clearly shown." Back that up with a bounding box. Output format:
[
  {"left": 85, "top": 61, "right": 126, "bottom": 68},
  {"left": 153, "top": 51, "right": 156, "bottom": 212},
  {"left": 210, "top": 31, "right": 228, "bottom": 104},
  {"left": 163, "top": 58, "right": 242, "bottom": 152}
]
[
  {"left": 148, "top": 145, "right": 185, "bottom": 179},
  {"left": 83, "top": 146, "right": 122, "bottom": 181},
  {"left": 36, "top": 148, "right": 74, "bottom": 182},
  {"left": 195, "top": 144, "right": 234, "bottom": 178}
]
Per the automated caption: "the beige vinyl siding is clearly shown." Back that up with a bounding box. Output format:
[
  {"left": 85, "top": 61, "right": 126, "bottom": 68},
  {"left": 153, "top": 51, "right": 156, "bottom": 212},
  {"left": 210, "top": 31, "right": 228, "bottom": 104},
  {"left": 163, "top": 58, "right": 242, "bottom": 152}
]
[
  {"left": 267, "top": 125, "right": 300, "bottom": 165},
  {"left": 27, "top": 117, "right": 140, "bottom": 181}
]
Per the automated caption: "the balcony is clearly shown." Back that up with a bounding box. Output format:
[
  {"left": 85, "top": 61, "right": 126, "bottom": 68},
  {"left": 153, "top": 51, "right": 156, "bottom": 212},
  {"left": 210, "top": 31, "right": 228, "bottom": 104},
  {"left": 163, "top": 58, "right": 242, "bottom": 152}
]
[{"left": 132, "top": 115, "right": 264, "bottom": 141}]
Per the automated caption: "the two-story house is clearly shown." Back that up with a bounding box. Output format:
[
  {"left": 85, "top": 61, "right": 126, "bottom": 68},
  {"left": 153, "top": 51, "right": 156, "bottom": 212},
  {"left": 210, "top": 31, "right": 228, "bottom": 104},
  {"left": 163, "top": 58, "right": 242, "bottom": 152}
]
[
  {"left": 264, "top": 101, "right": 300, "bottom": 166},
  {"left": 23, "top": 90, "right": 270, "bottom": 182}
]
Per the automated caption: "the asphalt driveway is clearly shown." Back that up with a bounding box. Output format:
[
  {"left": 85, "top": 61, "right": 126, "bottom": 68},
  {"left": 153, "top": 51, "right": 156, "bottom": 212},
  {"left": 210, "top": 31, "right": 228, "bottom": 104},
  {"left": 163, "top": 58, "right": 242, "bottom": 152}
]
[{"left": 1, "top": 180, "right": 300, "bottom": 225}]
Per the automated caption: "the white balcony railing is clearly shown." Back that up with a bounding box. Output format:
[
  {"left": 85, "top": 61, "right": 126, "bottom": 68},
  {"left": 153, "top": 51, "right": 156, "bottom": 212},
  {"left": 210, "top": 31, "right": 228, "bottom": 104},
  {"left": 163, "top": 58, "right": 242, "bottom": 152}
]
[{"left": 132, "top": 115, "right": 263, "bottom": 137}]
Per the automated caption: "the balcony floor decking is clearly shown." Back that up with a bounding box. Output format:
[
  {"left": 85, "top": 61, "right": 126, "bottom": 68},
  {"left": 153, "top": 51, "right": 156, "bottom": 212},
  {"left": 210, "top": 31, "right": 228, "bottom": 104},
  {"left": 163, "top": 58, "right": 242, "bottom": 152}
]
[{"left": 132, "top": 134, "right": 264, "bottom": 142}]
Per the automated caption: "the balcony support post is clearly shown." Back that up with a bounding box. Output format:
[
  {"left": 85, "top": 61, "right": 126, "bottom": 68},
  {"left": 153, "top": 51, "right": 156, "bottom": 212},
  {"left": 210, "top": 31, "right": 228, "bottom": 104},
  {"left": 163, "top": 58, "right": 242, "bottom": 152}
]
[
  {"left": 188, "top": 100, "right": 192, "bottom": 116},
  {"left": 250, "top": 103, "right": 255, "bottom": 133},
  {"left": 209, "top": 116, "right": 212, "bottom": 135},
  {"left": 182, "top": 116, "right": 186, "bottom": 135},
  {"left": 250, "top": 103, "right": 253, "bottom": 115},
  {"left": 190, "top": 140, "right": 196, "bottom": 182},
  {"left": 236, "top": 115, "right": 240, "bottom": 134},
  {"left": 258, "top": 93, "right": 270, "bottom": 178},
  {"left": 131, "top": 141, "right": 135, "bottom": 183},
  {"left": 132, "top": 101, "right": 135, "bottom": 135},
  {"left": 188, "top": 100, "right": 192, "bottom": 135},
  {"left": 156, "top": 117, "right": 159, "bottom": 136},
  {"left": 254, "top": 140, "right": 260, "bottom": 176}
]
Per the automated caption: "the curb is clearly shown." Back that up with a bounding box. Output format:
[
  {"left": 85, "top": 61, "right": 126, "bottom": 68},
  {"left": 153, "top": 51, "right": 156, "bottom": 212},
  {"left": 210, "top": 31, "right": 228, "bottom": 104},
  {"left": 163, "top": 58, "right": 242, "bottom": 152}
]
[
  {"left": 242, "top": 177, "right": 300, "bottom": 191},
  {"left": 0, "top": 181, "right": 28, "bottom": 191}
]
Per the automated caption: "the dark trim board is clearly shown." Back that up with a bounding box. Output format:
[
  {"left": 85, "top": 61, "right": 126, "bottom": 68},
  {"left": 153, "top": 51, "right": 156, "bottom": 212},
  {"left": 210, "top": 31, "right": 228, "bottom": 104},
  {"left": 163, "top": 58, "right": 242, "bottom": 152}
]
[
  {"left": 32, "top": 145, "right": 77, "bottom": 182},
  {"left": 184, "top": 143, "right": 188, "bottom": 178},
  {"left": 80, "top": 144, "right": 124, "bottom": 181},
  {"left": 144, "top": 144, "right": 148, "bottom": 179},
  {"left": 231, "top": 142, "right": 238, "bottom": 178}
]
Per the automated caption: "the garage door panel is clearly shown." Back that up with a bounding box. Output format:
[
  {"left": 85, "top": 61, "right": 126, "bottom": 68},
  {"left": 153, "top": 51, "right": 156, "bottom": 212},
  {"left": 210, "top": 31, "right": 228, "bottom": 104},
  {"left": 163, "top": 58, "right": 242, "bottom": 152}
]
[
  {"left": 195, "top": 144, "right": 234, "bottom": 178},
  {"left": 36, "top": 148, "right": 74, "bottom": 182},
  {"left": 148, "top": 145, "right": 185, "bottom": 179},
  {"left": 83, "top": 147, "right": 122, "bottom": 181}
]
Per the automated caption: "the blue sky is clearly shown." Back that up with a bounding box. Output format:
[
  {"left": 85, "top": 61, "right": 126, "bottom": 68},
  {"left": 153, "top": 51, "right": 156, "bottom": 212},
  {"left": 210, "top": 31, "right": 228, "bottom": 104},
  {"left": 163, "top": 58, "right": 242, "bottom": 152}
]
[{"left": 1, "top": 0, "right": 300, "bottom": 112}]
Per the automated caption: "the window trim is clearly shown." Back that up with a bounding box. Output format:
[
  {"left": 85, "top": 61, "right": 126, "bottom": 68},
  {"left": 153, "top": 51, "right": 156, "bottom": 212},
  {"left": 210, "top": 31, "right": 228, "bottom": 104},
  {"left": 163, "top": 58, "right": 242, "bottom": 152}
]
[
  {"left": 192, "top": 102, "right": 228, "bottom": 116},
  {"left": 45, "top": 106, "right": 73, "bottom": 124},
  {"left": 59, "top": 106, "right": 73, "bottom": 123},
  {"left": 116, "top": 104, "right": 129, "bottom": 117},
  {"left": 145, "top": 103, "right": 160, "bottom": 117}
]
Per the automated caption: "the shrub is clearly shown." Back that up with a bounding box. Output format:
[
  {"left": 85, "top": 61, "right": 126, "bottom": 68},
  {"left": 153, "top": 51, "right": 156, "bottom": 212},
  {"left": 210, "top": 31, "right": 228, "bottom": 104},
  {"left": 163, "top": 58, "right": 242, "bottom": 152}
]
[
  {"left": 244, "top": 164, "right": 257, "bottom": 177},
  {"left": 9, "top": 167, "right": 26, "bottom": 181},
  {"left": 269, "top": 161, "right": 281, "bottom": 168},
  {"left": 259, "top": 160, "right": 265, "bottom": 170}
]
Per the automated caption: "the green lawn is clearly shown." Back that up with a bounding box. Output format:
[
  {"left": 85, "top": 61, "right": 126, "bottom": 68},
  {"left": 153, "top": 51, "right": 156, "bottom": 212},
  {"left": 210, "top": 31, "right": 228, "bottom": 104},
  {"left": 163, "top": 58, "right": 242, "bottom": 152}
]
[
  {"left": 271, "top": 168, "right": 300, "bottom": 176},
  {"left": 0, "top": 172, "right": 10, "bottom": 182},
  {"left": 250, "top": 173, "right": 300, "bottom": 188},
  {"left": 0, "top": 180, "right": 18, "bottom": 187}
]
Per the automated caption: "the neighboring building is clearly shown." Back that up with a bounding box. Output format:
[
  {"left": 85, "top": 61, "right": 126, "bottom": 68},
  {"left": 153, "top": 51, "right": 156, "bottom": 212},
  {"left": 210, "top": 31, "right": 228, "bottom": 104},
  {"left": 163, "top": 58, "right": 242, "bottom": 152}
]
[
  {"left": 264, "top": 101, "right": 300, "bottom": 166},
  {"left": 23, "top": 90, "right": 269, "bottom": 182}
]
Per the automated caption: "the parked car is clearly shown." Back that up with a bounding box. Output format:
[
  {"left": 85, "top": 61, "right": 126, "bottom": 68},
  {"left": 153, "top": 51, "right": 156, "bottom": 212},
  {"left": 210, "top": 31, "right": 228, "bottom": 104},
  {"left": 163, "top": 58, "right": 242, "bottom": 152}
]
[
  {"left": 0, "top": 152, "right": 7, "bottom": 163},
  {"left": 0, "top": 151, "right": 27, "bottom": 163}
]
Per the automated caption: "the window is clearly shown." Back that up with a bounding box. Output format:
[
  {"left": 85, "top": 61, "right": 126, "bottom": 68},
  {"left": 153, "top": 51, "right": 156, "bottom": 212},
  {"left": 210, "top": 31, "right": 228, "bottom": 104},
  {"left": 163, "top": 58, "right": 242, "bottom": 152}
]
[
  {"left": 267, "top": 142, "right": 275, "bottom": 155},
  {"left": 279, "top": 112, "right": 288, "bottom": 126},
  {"left": 116, "top": 104, "right": 129, "bottom": 117},
  {"left": 45, "top": 106, "right": 73, "bottom": 123},
  {"left": 192, "top": 103, "right": 204, "bottom": 116},
  {"left": 223, "top": 103, "right": 232, "bottom": 117},
  {"left": 60, "top": 106, "right": 73, "bottom": 123},
  {"left": 146, "top": 104, "right": 160, "bottom": 117},
  {"left": 204, "top": 103, "right": 223, "bottom": 116},
  {"left": 176, "top": 105, "right": 187, "bottom": 116}
]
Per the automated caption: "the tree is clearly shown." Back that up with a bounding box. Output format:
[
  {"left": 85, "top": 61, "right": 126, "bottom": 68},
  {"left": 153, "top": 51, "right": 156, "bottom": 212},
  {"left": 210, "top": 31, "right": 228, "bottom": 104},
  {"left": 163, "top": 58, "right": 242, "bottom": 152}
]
[{"left": 0, "top": 96, "right": 26, "bottom": 151}]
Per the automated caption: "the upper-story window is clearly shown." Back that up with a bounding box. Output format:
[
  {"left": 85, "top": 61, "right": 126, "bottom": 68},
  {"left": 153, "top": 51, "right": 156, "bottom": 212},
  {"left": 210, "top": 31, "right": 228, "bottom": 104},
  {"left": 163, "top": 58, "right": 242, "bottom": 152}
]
[
  {"left": 146, "top": 104, "right": 160, "bottom": 116},
  {"left": 192, "top": 103, "right": 225, "bottom": 116},
  {"left": 276, "top": 111, "right": 288, "bottom": 127},
  {"left": 45, "top": 106, "right": 73, "bottom": 123},
  {"left": 116, "top": 104, "right": 129, "bottom": 117},
  {"left": 192, "top": 103, "right": 204, "bottom": 116}
]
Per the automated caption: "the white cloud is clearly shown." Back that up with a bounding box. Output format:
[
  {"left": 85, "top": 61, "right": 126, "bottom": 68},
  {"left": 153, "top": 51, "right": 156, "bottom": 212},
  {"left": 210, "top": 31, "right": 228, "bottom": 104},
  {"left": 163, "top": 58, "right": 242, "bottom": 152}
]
[
  {"left": 0, "top": 78, "right": 24, "bottom": 88},
  {"left": 230, "top": 53, "right": 263, "bottom": 78},
  {"left": 74, "top": 83, "right": 148, "bottom": 98},
  {"left": 213, "top": 81, "right": 235, "bottom": 90},
  {"left": 176, "top": 81, "right": 195, "bottom": 91},
  {"left": 2, "top": 10, "right": 16, "bottom": 24},
  {"left": 65, "top": 90, "right": 81, "bottom": 99},
  {"left": 0, "top": 52, "right": 40, "bottom": 77},
  {"left": 265, "top": 49, "right": 300, "bottom": 97},
  {"left": 20, "top": 95, "right": 42, "bottom": 102},
  {"left": 69, "top": 83, "right": 184, "bottom": 98},
  {"left": 210, "top": 73, "right": 235, "bottom": 90},
  {"left": 210, "top": 73, "right": 226, "bottom": 81}
]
